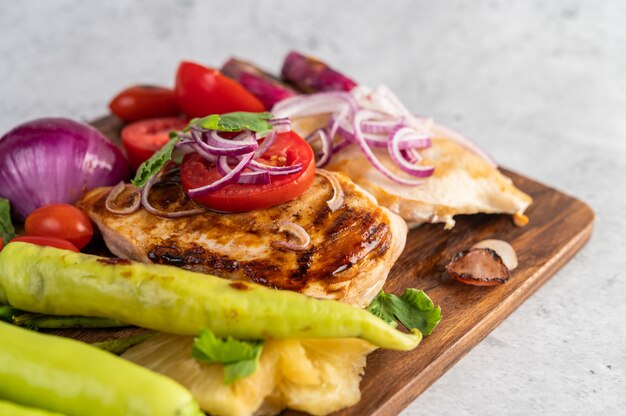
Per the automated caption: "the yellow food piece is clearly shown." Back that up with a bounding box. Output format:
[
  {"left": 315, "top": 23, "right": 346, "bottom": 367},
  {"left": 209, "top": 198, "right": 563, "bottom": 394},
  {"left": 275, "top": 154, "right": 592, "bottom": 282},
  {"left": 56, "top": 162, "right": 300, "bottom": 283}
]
[{"left": 122, "top": 334, "right": 376, "bottom": 416}]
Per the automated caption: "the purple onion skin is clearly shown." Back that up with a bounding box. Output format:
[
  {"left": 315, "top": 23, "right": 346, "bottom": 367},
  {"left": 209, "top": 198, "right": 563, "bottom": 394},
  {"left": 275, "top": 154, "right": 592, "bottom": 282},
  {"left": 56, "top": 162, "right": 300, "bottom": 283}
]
[
  {"left": 281, "top": 51, "right": 357, "bottom": 93},
  {"left": 221, "top": 58, "right": 297, "bottom": 108},
  {"left": 0, "top": 117, "right": 129, "bottom": 219}
]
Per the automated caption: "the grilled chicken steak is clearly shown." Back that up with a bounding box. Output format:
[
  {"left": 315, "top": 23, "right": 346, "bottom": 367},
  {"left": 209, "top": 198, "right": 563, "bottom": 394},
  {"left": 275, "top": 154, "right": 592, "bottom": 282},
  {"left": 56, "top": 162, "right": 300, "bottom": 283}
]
[
  {"left": 291, "top": 116, "right": 532, "bottom": 229},
  {"left": 78, "top": 170, "right": 407, "bottom": 307}
]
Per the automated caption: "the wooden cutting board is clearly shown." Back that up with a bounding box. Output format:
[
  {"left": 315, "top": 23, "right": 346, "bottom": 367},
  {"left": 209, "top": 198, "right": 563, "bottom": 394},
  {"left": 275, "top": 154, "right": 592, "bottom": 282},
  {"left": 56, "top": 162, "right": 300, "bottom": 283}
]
[{"left": 55, "top": 116, "right": 595, "bottom": 416}]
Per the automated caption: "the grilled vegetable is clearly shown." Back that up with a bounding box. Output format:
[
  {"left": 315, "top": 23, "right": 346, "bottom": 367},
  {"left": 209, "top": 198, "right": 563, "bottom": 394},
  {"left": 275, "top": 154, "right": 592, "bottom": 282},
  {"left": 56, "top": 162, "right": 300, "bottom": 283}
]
[
  {"left": 0, "top": 242, "right": 422, "bottom": 350},
  {"left": 221, "top": 58, "right": 297, "bottom": 108},
  {"left": 281, "top": 51, "right": 357, "bottom": 93},
  {"left": 0, "top": 321, "right": 202, "bottom": 416}
]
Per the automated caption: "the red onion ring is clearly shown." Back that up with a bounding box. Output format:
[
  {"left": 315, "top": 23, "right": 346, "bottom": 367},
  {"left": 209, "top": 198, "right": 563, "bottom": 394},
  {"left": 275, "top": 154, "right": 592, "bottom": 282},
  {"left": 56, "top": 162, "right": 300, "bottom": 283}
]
[
  {"left": 187, "top": 152, "right": 255, "bottom": 197},
  {"left": 387, "top": 127, "right": 435, "bottom": 177},
  {"left": 352, "top": 110, "right": 426, "bottom": 186},
  {"left": 305, "top": 128, "right": 333, "bottom": 168},
  {"left": 140, "top": 170, "right": 207, "bottom": 218},
  {"left": 272, "top": 92, "right": 358, "bottom": 119},
  {"left": 105, "top": 181, "right": 141, "bottom": 215},
  {"left": 271, "top": 220, "right": 311, "bottom": 251},
  {"left": 217, "top": 156, "right": 271, "bottom": 185},
  {"left": 316, "top": 169, "right": 344, "bottom": 212}
]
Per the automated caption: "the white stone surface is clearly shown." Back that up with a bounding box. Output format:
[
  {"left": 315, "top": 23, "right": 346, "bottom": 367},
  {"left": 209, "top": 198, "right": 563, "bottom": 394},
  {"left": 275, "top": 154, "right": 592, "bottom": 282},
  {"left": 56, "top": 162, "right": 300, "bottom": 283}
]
[{"left": 1, "top": 1, "right": 624, "bottom": 414}]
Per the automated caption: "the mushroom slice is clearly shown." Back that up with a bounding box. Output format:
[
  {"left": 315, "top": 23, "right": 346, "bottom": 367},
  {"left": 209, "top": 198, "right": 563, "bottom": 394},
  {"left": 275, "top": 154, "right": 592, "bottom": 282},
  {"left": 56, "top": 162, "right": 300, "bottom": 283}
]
[
  {"left": 471, "top": 239, "right": 518, "bottom": 270},
  {"left": 446, "top": 248, "right": 511, "bottom": 286}
]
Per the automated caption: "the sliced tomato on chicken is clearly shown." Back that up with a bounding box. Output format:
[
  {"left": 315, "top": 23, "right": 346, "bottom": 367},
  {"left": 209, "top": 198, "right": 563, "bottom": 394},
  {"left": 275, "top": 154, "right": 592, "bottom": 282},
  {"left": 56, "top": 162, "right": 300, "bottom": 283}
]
[
  {"left": 181, "top": 131, "right": 315, "bottom": 212},
  {"left": 121, "top": 117, "right": 188, "bottom": 170},
  {"left": 175, "top": 61, "right": 266, "bottom": 118}
]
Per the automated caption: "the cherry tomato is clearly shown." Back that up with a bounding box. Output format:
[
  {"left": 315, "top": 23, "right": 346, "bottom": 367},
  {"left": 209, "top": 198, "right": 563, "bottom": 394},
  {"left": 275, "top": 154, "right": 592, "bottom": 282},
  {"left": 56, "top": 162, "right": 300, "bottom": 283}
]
[
  {"left": 11, "top": 236, "right": 80, "bottom": 252},
  {"left": 174, "top": 61, "right": 265, "bottom": 118},
  {"left": 109, "top": 85, "right": 180, "bottom": 122},
  {"left": 25, "top": 204, "right": 93, "bottom": 249},
  {"left": 121, "top": 117, "right": 188, "bottom": 170},
  {"left": 181, "top": 131, "right": 316, "bottom": 212},
  {"left": 0, "top": 237, "right": 3, "bottom": 251}
]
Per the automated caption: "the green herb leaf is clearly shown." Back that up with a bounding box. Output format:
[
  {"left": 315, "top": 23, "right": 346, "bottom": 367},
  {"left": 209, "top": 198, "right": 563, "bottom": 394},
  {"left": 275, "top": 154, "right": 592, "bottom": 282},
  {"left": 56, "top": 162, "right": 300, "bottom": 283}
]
[
  {"left": 190, "top": 112, "right": 273, "bottom": 136},
  {"left": 367, "top": 289, "right": 442, "bottom": 336},
  {"left": 192, "top": 328, "right": 264, "bottom": 384},
  {"left": 0, "top": 198, "right": 16, "bottom": 245},
  {"left": 131, "top": 133, "right": 180, "bottom": 187}
]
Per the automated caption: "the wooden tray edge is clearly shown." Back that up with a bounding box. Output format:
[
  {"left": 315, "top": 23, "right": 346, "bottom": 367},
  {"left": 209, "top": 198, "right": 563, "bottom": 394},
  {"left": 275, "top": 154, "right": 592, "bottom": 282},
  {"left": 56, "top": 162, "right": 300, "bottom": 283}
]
[{"left": 372, "top": 202, "right": 595, "bottom": 416}]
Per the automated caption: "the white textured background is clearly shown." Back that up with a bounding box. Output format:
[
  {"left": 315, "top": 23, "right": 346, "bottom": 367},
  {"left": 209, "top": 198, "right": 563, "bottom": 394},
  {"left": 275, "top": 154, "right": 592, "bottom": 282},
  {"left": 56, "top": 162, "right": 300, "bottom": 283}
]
[{"left": 1, "top": 1, "right": 625, "bottom": 415}]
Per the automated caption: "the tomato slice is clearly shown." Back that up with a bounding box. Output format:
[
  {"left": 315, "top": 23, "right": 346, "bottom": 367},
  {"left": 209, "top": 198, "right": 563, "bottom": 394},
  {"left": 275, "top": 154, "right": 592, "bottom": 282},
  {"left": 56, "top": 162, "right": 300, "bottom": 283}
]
[
  {"left": 11, "top": 236, "right": 80, "bottom": 252},
  {"left": 25, "top": 204, "right": 93, "bottom": 249},
  {"left": 109, "top": 85, "right": 181, "bottom": 122},
  {"left": 121, "top": 117, "right": 188, "bottom": 170},
  {"left": 181, "top": 131, "right": 315, "bottom": 212},
  {"left": 175, "top": 61, "right": 266, "bottom": 118}
]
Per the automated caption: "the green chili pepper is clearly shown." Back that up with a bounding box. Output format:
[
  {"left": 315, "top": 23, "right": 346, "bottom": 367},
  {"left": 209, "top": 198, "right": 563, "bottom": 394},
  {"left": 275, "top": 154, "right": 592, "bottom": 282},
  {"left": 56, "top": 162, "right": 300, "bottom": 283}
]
[
  {"left": 11, "top": 313, "right": 128, "bottom": 330},
  {"left": 0, "top": 400, "right": 65, "bottom": 416},
  {"left": 0, "top": 242, "right": 421, "bottom": 350},
  {"left": 92, "top": 332, "right": 156, "bottom": 355},
  {"left": 0, "top": 321, "right": 202, "bottom": 416}
]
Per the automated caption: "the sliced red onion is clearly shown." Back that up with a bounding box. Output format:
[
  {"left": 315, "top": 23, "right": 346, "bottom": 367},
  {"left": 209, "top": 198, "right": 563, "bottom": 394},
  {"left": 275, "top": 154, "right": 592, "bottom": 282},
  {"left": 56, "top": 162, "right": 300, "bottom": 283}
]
[
  {"left": 248, "top": 159, "right": 303, "bottom": 175},
  {"left": 206, "top": 130, "right": 257, "bottom": 149},
  {"left": 269, "top": 118, "right": 292, "bottom": 134},
  {"left": 191, "top": 143, "right": 218, "bottom": 163},
  {"left": 272, "top": 92, "right": 358, "bottom": 119},
  {"left": 187, "top": 152, "right": 255, "bottom": 197},
  {"left": 387, "top": 127, "right": 435, "bottom": 177},
  {"left": 316, "top": 169, "right": 344, "bottom": 212},
  {"left": 254, "top": 130, "right": 277, "bottom": 158},
  {"left": 402, "top": 148, "right": 421, "bottom": 164},
  {"left": 305, "top": 128, "right": 333, "bottom": 168},
  {"left": 352, "top": 110, "right": 427, "bottom": 186},
  {"left": 141, "top": 170, "right": 206, "bottom": 218},
  {"left": 336, "top": 122, "right": 431, "bottom": 150},
  {"left": 105, "top": 182, "right": 141, "bottom": 215},
  {"left": 271, "top": 220, "right": 311, "bottom": 251},
  {"left": 217, "top": 156, "right": 271, "bottom": 185},
  {"left": 431, "top": 123, "right": 497, "bottom": 168},
  {"left": 191, "top": 129, "right": 257, "bottom": 157},
  {"left": 361, "top": 117, "right": 406, "bottom": 134}
]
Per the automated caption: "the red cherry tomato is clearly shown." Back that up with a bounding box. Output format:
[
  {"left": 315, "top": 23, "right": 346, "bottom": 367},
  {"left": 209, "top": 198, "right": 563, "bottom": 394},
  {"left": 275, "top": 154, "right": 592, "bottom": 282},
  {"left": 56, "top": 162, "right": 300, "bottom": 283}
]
[
  {"left": 0, "top": 237, "right": 3, "bottom": 251},
  {"left": 109, "top": 85, "right": 180, "bottom": 122},
  {"left": 121, "top": 117, "right": 188, "bottom": 170},
  {"left": 25, "top": 204, "right": 93, "bottom": 249},
  {"left": 181, "top": 131, "right": 316, "bottom": 212},
  {"left": 174, "top": 61, "right": 266, "bottom": 118},
  {"left": 11, "top": 236, "right": 80, "bottom": 252}
]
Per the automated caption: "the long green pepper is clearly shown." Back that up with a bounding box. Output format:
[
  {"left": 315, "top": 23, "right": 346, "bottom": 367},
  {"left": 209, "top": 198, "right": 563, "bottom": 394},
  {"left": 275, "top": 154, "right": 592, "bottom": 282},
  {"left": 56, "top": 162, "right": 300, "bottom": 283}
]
[
  {"left": 0, "top": 243, "right": 422, "bottom": 350},
  {"left": 0, "top": 400, "right": 65, "bottom": 416},
  {"left": 0, "top": 321, "right": 202, "bottom": 416}
]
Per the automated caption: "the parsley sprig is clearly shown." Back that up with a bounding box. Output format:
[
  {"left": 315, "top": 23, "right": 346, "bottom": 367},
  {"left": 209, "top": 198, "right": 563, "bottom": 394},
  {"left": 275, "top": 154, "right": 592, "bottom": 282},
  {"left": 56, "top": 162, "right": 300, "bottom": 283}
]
[{"left": 367, "top": 288, "right": 442, "bottom": 336}]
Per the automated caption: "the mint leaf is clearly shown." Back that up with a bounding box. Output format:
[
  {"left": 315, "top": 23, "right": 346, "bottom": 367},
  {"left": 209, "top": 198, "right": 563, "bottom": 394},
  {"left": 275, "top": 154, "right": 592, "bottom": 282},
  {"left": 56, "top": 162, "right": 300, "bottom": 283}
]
[
  {"left": 190, "top": 112, "right": 273, "bottom": 136},
  {"left": 366, "top": 292, "right": 398, "bottom": 328},
  {"left": 367, "top": 289, "right": 442, "bottom": 336},
  {"left": 0, "top": 198, "right": 16, "bottom": 245},
  {"left": 192, "top": 328, "right": 264, "bottom": 384},
  {"left": 131, "top": 133, "right": 180, "bottom": 187}
]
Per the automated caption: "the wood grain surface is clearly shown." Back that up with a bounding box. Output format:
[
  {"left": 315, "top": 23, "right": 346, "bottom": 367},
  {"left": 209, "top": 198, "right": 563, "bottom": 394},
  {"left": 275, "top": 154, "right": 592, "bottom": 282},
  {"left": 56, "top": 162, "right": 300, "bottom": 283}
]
[{"left": 55, "top": 116, "right": 595, "bottom": 416}]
